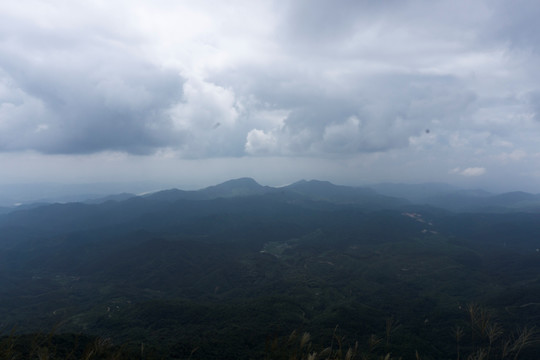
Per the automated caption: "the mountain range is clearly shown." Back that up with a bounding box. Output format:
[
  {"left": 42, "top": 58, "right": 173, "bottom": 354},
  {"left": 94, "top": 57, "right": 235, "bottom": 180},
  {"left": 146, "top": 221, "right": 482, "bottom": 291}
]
[{"left": 2, "top": 177, "right": 540, "bottom": 214}]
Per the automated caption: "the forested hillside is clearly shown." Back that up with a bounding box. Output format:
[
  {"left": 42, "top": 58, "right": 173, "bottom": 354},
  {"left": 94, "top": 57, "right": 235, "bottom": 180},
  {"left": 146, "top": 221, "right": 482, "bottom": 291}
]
[{"left": 1, "top": 179, "right": 540, "bottom": 359}]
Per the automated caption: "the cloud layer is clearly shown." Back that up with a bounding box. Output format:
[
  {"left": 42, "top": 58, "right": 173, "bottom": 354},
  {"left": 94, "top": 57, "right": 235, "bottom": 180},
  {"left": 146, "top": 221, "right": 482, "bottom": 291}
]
[{"left": 2, "top": 1, "right": 540, "bottom": 190}]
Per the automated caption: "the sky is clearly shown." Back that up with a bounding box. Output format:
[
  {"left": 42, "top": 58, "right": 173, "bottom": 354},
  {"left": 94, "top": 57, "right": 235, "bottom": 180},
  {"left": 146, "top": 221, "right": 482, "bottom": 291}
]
[{"left": 1, "top": 0, "right": 540, "bottom": 195}]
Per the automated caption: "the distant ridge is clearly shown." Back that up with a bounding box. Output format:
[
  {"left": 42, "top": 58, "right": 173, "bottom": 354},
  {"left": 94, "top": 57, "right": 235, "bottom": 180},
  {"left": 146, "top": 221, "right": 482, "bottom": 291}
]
[
  {"left": 199, "top": 177, "right": 269, "bottom": 198},
  {"left": 284, "top": 179, "right": 408, "bottom": 208},
  {"left": 83, "top": 193, "right": 136, "bottom": 204},
  {"left": 368, "top": 183, "right": 540, "bottom": 212},
  {"left": 141, "top": 178, "right": 407, "bottom": 209},
  {"left": 137, "top": 178, "right": 540, "bottom": 212},
  {"left": 144, "top": 177, "right": 270, "bottom": 202},
  {"left": 368, "top": 182, "right": 459, "bottom": 202},
  {"left": 3, "top": 178, "right": 540, "bottom": 214}
]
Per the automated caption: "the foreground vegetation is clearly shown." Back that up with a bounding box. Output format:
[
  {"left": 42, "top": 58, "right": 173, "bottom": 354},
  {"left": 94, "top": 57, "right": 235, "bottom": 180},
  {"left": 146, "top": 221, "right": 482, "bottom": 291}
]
[{"left": 1, "top": 312, "right": 538, "bottom": 360}]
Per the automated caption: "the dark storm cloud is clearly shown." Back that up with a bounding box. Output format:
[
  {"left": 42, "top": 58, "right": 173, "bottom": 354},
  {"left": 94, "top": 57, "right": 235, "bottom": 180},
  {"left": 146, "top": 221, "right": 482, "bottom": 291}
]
[
  {"left": 279, "top": 0, "right": 403, "bottom": 47},
  {"left": 282, "top": 74, "right": 476, "bottom": 154},
  {"left": 219, "top": 59, "right": 477, "bottom": 155},
  {"left": 487, "top": 0, "right": 540, "bottom": 51},
  {"left": 209, "top": 1, "right": 486, "bottom": 157},
  {"left": 0, "top": 13, "right": 185, "bottom": 155},
  {"left": 527, "top": 91, "right": 540, "bottom": 122}
]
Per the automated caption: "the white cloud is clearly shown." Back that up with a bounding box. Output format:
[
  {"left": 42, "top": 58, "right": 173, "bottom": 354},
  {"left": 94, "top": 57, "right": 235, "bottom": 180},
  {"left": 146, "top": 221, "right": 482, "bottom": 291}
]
[
  {"left": 245, "top": 129, "right": 277, "bottom": 155},
  {"left": 454, "top": 167, "right": 487, "bottom": 177},
  {"left": 495, "top": 149, "right": 527, "bottom": 163},
  {"left": 321, "top": 116, "right": 362, "bottom": 152},
  {"left": 179, "top": 77, "right": 239, "bottom": 128}
]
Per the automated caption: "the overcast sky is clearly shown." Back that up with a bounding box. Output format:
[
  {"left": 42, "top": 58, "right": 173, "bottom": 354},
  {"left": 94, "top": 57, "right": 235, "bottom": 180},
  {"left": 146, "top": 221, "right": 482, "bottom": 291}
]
[{"left": 1, "top": 0, "right": 540, "bottom": 193}]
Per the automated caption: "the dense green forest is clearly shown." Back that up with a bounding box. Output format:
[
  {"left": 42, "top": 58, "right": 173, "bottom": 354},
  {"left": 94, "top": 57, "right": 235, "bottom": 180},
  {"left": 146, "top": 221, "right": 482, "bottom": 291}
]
[{"left": 1, "top": 179, "right": 540, "bottom": 359}]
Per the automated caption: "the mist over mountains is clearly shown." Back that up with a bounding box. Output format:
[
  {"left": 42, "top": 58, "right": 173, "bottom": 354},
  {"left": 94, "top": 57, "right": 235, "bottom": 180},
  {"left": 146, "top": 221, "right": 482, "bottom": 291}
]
[
  {"left": 1, "top": 178, "right": 540, "bottom": 359},
  {"left": 2, "top": 177, "right": 540, "bottom": 213}
]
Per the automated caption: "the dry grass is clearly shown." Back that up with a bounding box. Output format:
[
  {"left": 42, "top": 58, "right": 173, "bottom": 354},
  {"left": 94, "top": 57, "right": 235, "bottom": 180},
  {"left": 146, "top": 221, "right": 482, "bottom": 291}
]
[
  {"left": 265, "top": 326, "right": 400, "bottom": 360},
  {"left": 2, "top": 308, "right": 538, "bottom": 360},
  {"left": 462, "top": 303, "right": 538, "bottom": 360},
  {"left": 0, "top": 330, "right": 135, "bottom": 360}
]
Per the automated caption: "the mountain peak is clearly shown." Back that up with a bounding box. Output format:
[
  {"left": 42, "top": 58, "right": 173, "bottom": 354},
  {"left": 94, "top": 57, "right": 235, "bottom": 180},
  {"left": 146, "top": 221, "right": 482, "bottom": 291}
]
[
  {"left": 289, "top": 179, "right": 334, "bottom": 188},
  {"left": 200, "top": 177, "right": 267, "bottom": 198},
  {"left": 214, "top": 177, "right": 261, "bottom": 188}
]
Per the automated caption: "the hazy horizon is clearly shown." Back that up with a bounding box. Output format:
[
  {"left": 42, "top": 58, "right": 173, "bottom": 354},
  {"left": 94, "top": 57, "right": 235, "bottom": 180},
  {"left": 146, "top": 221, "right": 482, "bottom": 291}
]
[{"left": 0, "top": 175, "right": 537, "bottom": 208}]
